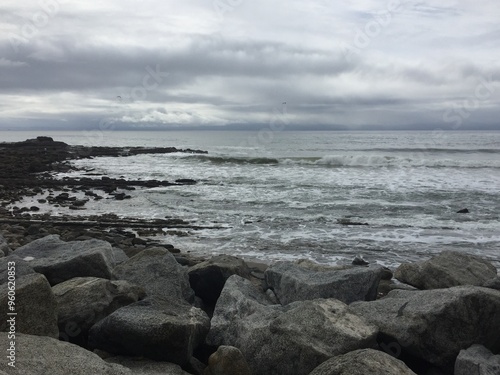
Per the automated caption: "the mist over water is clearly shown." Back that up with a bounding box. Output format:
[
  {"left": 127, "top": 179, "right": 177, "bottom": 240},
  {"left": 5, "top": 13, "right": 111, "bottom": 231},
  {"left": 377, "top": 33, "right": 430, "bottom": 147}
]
[{"left": 6, "top": 130, "right": 500, "bottom": 269}]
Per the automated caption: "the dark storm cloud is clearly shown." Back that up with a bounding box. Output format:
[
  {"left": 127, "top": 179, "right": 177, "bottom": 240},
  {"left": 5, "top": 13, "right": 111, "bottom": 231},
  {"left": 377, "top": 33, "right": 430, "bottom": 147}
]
[{"left": 0, "top": 0, "right": 499, "bottom": 130}]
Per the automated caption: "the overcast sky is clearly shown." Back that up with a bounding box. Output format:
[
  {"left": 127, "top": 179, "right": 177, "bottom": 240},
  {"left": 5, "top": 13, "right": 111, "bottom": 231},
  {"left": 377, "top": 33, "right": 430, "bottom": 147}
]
[{"left": 1, "top": 0, "right": 499, "bottom": 130}]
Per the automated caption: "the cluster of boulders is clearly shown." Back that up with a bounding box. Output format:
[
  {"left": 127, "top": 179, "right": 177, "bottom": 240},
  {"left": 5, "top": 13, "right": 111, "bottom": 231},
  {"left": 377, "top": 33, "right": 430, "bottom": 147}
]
[{"left": 0, "top": 233, "right": 499, "bottom": 375}]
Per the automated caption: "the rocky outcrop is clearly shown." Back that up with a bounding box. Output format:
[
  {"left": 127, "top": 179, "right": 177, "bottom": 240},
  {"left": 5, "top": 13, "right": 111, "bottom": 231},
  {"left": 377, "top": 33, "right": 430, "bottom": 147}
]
[
  {"left": 454, "top": 344, "right": 500, "bottom": 375},
  {"left": 204, "top": 346, "right": 252, "bottom": 375},
  {"left": 207, "top": 275, "right": 378, "bottom": 375},
  {"left": 13, "top": 235, "right": 115, "bottom": 285},
  {"left": 106, "top": 356, "right": 191, "bottom": 375},
  {"left": 88, "top": 298, "right": 210, "bottom": 366},
  {"left": 188, "top": 254, "right": 252, "bottom": 307},
  {"left": 0, "top": 332, "right": 132, "bottom": 375},
  {"left": 349, "top": 286, "right": 500, "bottom": 371},
  {"left": 308, "top": 348, "right": 417, "bottom": 375},
  {"left": 53, "top": 277, "right": 146, "bottom": 345},
  {"left": 265, "top": 260, "right": 384, "bottom": 305},
  {"left": 112, "top": 247, "right": 194, "bottom": 303},
  {"left": 0, "top": 273, "right": 58, "bottom": 338},
  {"left": 394, "top": 251, "right": 497, "bottom": 290}
]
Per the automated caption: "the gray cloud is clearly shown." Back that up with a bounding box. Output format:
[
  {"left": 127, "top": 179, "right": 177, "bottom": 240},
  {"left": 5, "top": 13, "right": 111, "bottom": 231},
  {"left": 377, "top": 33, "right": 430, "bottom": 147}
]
[{"left": 0, "top": 0, "right": 499, "bottom": 130}]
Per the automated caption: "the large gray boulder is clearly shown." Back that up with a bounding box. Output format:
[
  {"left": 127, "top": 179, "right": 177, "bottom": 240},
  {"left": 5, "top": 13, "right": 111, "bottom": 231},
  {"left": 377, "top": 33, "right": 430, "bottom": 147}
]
[
  {"left": 88, "top": 298, "right": 210, "bottom": 366},
  {"left": 0, "top": 273, "right": 58, "bottom": 338},
  {"left": 0, "top": 256, "right": 35, "bottom": 283},
  {"left": 394, "top": 251, "right": 497, "bottom": 290},
  {"left": 483, "top": 276, "right": 500, "bottom": 291},
  {"left": 265, "top": 260, "right": 384, "bottom": 305},
  {"left": 455, "top": 344, "right": 500, "bottom": 375},
  {"left": 204, "top": 345, "right": 252, "bottom": 375},
  {"left": 349, "top": 286, "right": 500, "bottom": 371},
  {"left": 53, "top": 277, "right": 146, "bottom": 344},
  {"left": 308, "top": 348, "right": 417, "bottom": 375},
  {"left": 13, "top": 235, "right": 115, "bottom": 285},
  {"left": 0, "top": 234, "right": 11, "bottom": 256},
  {"left": 207, "top": 275, "right": 378, "bottom": 375},
  {"left": 112, "top": 247, "right": 130, "bottom": 266},
  {"left": 106, "top": 356, "right": 191, "bottom": 375},
  {"left": 0, "top": 332, "right": 132, "bottom": 374},
  {"left": 113, "top": 247, "right": 194, "bottom": 303},
  {"left": 188, "top": 254, "right": 252, "bottom": 306}
]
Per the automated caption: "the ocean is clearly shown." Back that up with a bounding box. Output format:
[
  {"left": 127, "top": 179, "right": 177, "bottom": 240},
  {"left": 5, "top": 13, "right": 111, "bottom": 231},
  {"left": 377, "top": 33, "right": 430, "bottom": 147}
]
[{"left": 3, "top": 130, "right": 500, "bottom": 269}]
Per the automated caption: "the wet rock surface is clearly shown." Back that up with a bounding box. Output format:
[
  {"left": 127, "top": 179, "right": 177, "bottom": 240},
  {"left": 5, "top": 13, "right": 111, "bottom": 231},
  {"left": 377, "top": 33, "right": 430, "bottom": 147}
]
[{"left": 0, "top": 137, "right": 207, "bottom": 225}]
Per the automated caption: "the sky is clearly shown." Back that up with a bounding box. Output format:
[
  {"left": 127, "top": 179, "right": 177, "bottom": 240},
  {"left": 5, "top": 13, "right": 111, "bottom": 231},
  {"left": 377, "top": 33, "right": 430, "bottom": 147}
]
[{"left": 0, "top": 0, "right": 499, "bottom": 131}]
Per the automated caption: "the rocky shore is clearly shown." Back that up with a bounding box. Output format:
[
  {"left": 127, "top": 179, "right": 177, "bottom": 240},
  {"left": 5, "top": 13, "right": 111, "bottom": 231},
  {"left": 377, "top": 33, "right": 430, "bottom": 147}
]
[
  {"left": 0, "top": 137, "right": 499, "bottom": 375},
  {"left": 0, "top": 136, "right": 213, "bottom": 252}
]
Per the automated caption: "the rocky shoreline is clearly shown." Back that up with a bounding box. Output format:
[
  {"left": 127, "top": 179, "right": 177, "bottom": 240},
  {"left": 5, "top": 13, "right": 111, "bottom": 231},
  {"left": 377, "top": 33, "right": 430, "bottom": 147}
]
[
  {"left": 0, "top": 136, "right": 213, "bottom": 252},
  {"left": 0, "top": 137, "right": 499, "bottom": 375}
]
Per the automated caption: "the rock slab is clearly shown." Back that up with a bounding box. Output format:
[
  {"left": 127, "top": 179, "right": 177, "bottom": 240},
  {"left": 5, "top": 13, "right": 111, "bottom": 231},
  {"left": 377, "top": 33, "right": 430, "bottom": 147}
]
[
  {"left": 53, "top": 277, "right": 146, "bottom": 344},
  {"left": 454, "top": 345, "right": 500, "bottom": 375},
  {"left": 394, "top": 251, "right": 497, "bottom": 290},
  {"left": 207, "top": 275, "right": 378, "bottom": 375},
  {"left": 88, "top": 298, "right": 210, "bottom": 366},
  {"left": 483, "top": 276, "right": 500, "bottom": 291},
  {"left": 188, "top": 254, "right": 252, "bottom": 306},
  {"left": 0, "top": 273, "right": 58, "bottom": 338},
  {"left": 308, "top": 348, "right": 417, "bottom": 375},
  {"left": 265, "top": 260, "right": 384, "bottom": 305},
  {"left": 0, "top": 256, "right": 35, "bottom": 283},
  {"left": 0, "top": 235, "right": 10, "bottom": 256},
  {"left": 349, "top": 286, "right": 500, "bottom": 371},
  {"left": 204, "top": 345, "right": 252, "bottom": 375},
  {"left": 13, "top": 235, "right": 115, "bottom": 285},
  {"left": 106, "top": 356, "right": 191, "bottom": 375},
  {"left": 0, "top": 332, "right": 131, "bottom": 375},
  {"left": 113, "top": 247, "right": 194, "bottom": 303}
]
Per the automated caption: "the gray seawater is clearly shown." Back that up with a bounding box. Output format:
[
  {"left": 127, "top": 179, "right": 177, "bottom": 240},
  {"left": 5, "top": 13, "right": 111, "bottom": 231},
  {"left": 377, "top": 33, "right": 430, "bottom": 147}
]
[{"left": 4, "top": 130, "right": 500, "bottom": 269}]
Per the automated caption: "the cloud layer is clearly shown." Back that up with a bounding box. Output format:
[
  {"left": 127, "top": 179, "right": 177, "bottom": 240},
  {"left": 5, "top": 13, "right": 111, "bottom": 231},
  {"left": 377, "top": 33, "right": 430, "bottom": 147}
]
[{"left": 1, "top": 0, "right": 499, "bottom": 130}]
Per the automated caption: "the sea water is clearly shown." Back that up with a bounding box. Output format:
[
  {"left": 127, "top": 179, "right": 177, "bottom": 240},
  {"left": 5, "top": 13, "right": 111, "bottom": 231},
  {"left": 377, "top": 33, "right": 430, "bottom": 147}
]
[{"left": 3, "top": 130, "right": 500, "bottom": 269}]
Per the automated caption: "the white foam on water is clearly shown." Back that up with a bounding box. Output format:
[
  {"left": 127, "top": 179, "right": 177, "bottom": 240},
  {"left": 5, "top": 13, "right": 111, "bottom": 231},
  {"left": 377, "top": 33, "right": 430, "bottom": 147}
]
[{"left": 20, "top": 130, "right": 498, "bottom": 269}]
